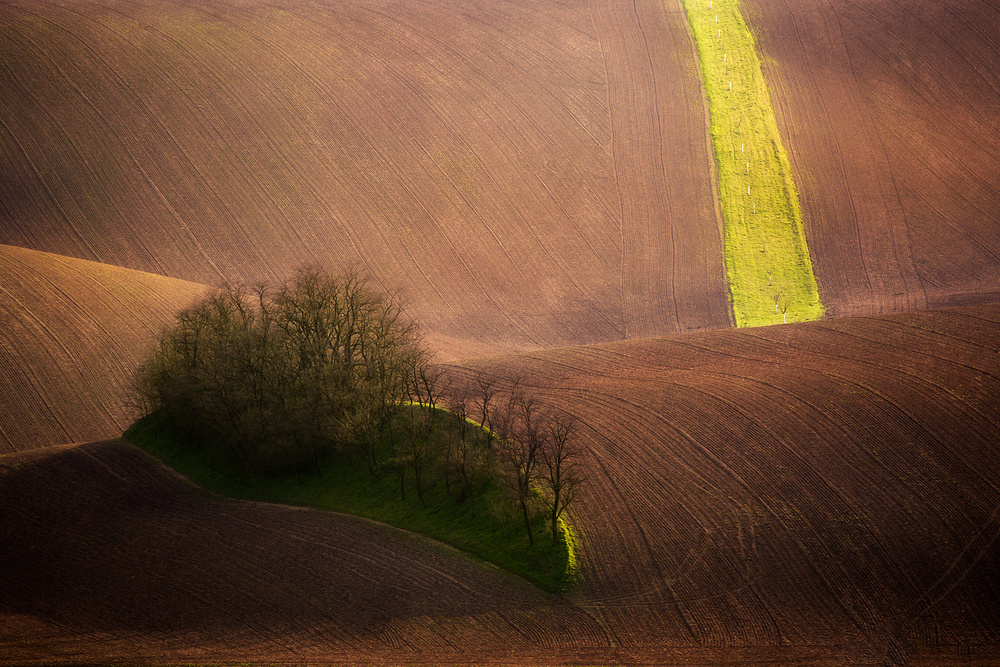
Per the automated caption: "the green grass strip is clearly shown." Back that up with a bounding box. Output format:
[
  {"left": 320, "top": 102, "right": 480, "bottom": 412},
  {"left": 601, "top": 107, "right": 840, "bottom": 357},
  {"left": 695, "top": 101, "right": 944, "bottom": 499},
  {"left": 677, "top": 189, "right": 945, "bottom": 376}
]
[
  {"left": 124, "top": 412, "right": 578, "bottom": 594},
  {"left": 683, "top": 0, "right": 822, "bottom": 326}
]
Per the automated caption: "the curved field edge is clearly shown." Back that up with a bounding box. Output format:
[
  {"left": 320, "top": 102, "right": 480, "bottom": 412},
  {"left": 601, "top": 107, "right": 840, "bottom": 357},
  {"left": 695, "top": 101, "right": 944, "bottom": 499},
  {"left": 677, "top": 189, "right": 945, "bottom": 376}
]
[
  {"left": 123, "top": 413, "right": 578, "bottom": 594},
  {"left": 0, "top": 439, "right": 609, "bottom": 663},
  {"left": 682, "top": 0, "right": 822, "bottom": 326},
  {"left": 0, "top": 244, "right": 208, "bottom": 454},
  {"left": 451, "top": 302, "right": 1000, "bottom": 650}
]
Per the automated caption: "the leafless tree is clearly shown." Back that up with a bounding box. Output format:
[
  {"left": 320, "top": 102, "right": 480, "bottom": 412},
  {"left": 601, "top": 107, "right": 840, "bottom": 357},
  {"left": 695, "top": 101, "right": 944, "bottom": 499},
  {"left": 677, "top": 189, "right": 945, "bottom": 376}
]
[
  {"left": 136, "top": 266, "right": 426, "bottom": 477},
  {"left": 399, "top": 357, "right": 445, "bottom": 508},
  {"left": 539, "top": 412, "right": 582, "bottom": 544},
  {"left": 493, "top": 383, "right": 545, "bottom": 545}
]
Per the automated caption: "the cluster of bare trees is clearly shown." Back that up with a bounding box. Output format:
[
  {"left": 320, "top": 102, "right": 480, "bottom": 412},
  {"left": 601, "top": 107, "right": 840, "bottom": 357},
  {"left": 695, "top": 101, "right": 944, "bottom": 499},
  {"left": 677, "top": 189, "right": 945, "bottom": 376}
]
[
  {"left": 136, "top": 266, "right": 424, "bottom": 476},
  {"left": 439, "top": 374, "right": 583, "bottom": 545},
  {"left": 136, "top": 266, "right": 582, "bottom": 545}
]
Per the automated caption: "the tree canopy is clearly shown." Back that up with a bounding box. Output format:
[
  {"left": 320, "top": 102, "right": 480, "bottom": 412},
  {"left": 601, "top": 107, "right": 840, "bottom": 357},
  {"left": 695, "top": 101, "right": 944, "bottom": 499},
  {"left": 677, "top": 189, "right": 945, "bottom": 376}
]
[{"left": 136, "top": 266, "right": 424, "bottom": 476}]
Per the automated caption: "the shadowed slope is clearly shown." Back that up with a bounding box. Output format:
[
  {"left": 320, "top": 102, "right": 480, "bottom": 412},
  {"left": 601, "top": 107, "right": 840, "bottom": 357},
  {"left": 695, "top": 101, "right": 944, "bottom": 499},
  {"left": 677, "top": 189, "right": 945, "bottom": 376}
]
[
  {"left": 0, "top": 244, "right": 206, "bottom": 453},
  {"left": 448, "top": 304, "right": 1000, "bottom": 661},
  {"left": 0, "top": 440, "right": 606, "bottom": 664},
  {"left": 3, "top": 305, "right": 999, "bottom": 664},
  {"left": 0, "top": 0, "right": 731, "bottom": 358},
  {"left": 743, "top": 0, "right": 1000, "bottom": 317}
]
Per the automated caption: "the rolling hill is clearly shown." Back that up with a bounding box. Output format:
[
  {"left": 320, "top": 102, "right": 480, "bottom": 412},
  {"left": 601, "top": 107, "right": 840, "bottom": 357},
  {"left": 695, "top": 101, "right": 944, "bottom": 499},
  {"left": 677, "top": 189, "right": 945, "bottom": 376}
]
[
  {"left": 1, "top": 0, "right": 999, "bottom": 663},
  {"left": 448, "top": 303, "right": 1000, "bottom": 662},
  {"left": 1, "top": 0, "right": 732, "bottom": 358},
  {"left": 0, "top": 244, "right": 205, "bottom": 454},
  {"left": 3, "top": 305, "right": 998, "bottom": 664}
]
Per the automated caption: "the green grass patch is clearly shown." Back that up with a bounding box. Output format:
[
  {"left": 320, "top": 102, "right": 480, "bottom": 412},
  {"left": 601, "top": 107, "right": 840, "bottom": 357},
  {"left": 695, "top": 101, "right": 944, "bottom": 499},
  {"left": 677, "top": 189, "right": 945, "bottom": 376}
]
[
  {"left": 124, "top": 411, "right": 578, "bottom": 594},
  {"left": 683, "top": 0, "right": 822, "bottom": 326}
]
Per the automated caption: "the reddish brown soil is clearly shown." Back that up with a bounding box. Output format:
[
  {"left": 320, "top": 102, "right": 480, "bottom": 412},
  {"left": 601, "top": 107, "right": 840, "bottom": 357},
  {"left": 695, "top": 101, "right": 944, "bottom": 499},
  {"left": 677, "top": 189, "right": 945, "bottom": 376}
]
[
  {"left": 0, "top": 244, "right": 206, "bottom": 454},
  {"left": 2, "top": 0, "right": 1000, "bottom": 662},
  {"left": 0, "top": 0, "right": 730, "bottom": 359},
  {"left": 0, "top": 440, "right": 608, "bottom": 663},
  {"left": 743, "top": 0, "right": 1000, "bottom": 318},
  {"left": 448, "top": 303, "right": 1000, "bottom": 663}
]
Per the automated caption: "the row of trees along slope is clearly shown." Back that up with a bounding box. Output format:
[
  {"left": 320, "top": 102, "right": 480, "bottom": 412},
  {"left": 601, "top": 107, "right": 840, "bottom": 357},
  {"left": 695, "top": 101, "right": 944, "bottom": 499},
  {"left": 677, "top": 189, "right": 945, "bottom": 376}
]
[{"left": 133, "top": 266, "right": 582, "bottom": 585}]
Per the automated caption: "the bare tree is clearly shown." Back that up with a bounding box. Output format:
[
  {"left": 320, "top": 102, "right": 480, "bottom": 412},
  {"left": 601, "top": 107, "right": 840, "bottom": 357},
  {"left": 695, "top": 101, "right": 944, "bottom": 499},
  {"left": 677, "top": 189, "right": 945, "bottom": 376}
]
[
  {"left": 400, "top": 357, "right": 444, "bottom": 508},
  {"left": 493, "top": 384, "right": 545, "bottom": 545},
  {"left": 473, "top": 372, "right": 498, "bottom": 449},
  {"left": 440, "top": 379, "right": 494, "bottom": 515},
  {"left": 539, "top": 412, "right": 582, "bottom": 544},
  {"left": 136, "top": 266, "right": 426, "bottom": 477}
]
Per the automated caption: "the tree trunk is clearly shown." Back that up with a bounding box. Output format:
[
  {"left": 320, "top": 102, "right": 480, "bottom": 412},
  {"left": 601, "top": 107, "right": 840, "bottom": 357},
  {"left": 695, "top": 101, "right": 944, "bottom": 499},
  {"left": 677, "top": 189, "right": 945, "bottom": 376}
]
[
  {"left": 416, "top": 475, "right": 426, "bottom": 509},
  {"left": 550, "top": 487, "right": 561, "bottom": 544},
  {"left": 521, "top": 499, "right": 534, "bottom": 546}
]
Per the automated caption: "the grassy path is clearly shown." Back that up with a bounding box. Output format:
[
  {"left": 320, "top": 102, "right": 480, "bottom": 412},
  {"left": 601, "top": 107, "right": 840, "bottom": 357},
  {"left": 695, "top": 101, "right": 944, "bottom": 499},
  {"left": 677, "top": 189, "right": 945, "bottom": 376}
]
[{"left": 683, "top": 0, "right": 822, "bottom": 326}]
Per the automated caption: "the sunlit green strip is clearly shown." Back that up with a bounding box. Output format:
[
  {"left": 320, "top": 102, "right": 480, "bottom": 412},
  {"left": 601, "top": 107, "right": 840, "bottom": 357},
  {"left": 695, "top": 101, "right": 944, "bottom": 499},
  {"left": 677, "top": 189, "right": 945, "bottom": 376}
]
[{"left": 683, "top": 0, "right": 822, "bottom": 326}]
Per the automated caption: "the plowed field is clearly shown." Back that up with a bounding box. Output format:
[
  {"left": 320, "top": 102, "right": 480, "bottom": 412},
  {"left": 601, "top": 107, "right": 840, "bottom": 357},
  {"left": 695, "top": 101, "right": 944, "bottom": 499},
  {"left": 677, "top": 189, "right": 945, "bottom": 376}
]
[
  {"left": 0, "top": 440, "right": 607, "bottom": 663},
  {"left": 5, "top": 305, "right": 999, "bottom": 664},
  {"left": 0, "top": 244, "right": 205, "bottom": 454},
  {"left": 743, "top": 0, "right": 1000, "bottom": 317},
  {"left": 2, "top": 0, "right": 1000, "bottom": 663},
  {"left": 447, "top": 303, "right": 1000, "bottom": 662},
  {"left": 0, "top": 0, "right": 731, "bottom": 357}
]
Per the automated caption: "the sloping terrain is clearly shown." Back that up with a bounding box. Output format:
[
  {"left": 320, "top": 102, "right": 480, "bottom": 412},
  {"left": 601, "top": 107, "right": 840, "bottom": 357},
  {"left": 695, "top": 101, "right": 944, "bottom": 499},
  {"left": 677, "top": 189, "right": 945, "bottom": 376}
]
[
  {"left": 0, "top": 244, "right": 206, "bottom": 454},
  {"left": 0, "top": 440, "right": 607, "bottom": 664},
  {"left": 2, "top": 0, "right": 1000, "bottom": 663},
  {"left": 448, "top": 303, "right": 1000, "bottom": 662},
  {"left": 4, "top": 305, "right": 999, "bottom": 664},
  {"left": 0, "top": 0, "right": 731, "bottom": 359},
  {"left": 743, "top": 0, "right": 1000, "bottom": 317}
]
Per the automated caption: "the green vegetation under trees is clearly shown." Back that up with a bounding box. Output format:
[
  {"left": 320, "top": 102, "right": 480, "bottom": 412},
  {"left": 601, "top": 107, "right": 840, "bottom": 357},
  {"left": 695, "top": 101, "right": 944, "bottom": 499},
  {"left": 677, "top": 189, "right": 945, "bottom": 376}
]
[
  {"left": 683, "top": 0, "right": 823, "bottom": 326},
  {"left": 129, "top": 266, "right": 581, "bottom": 593}
]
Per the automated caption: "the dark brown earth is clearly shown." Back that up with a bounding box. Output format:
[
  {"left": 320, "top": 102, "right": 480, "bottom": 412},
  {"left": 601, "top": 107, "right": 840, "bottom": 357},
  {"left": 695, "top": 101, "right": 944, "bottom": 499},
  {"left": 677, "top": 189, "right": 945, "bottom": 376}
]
[
  {"left": 448, "top": 303, "right": 1000, "bottom": 664},
  {"left": 744, "top": 0, "right": 1000, "bottom": 318},
  {"left": 0, "top": 440, "right": 607, "bottom": 664},
  {"left": 1, "top": 0, "right": 999, "bottom": 663}
]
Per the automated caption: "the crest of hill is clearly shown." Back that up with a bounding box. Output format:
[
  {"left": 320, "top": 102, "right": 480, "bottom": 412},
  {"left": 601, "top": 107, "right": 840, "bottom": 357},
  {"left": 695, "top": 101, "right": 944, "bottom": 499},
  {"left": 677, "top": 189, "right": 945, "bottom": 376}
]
[
  {"left": 446, "top": 303, "right": 1000, "bottom": 657},
  {"left": 0, "top": 0, "right": 731, "bottom": 356},
  {"left": 3, "top": 305, "right": 999, "bottom": 664},
  {"left": 0, "top": 244, "right": 207, "bottom": 454}
]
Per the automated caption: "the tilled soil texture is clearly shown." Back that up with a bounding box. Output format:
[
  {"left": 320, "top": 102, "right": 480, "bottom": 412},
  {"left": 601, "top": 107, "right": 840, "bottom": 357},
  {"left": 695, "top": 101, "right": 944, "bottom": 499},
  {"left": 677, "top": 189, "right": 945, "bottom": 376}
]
[
  {"left": 448, "top": 303, "right": 1000, "bottom": 663},
  {"left": 0, "top": 0, "right": 731, "bottom": 359},
  {"left": 0, "top": 244, "right": 206, "bottom": 454},
  {"left": 0, "top": 440, "right": 608, "bottom": 664},
  {"left": 742, "top": 0, "right": 1000, "bottom": 318}
]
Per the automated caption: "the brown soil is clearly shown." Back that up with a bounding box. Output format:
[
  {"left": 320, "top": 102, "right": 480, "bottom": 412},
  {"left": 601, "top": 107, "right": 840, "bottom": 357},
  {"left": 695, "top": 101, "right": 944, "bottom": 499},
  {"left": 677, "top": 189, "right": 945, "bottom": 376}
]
[
  {"left": 0, "top": 0, "right": 731, "bottom": 358},
  {"left": 448, "top": 303, "right": 1000, "bottom": 662},
  {"left": 0, "top": 440, "right": 607, "bottom": 664},
  {"left": 2, "top": 0, "right": 999, "bottom": 662},
  {"left": 743, "top": 0, "right": 1000, "bottom": 318},
  {"left": 0, "top": 244, "right": 206, "bottom": 454}
]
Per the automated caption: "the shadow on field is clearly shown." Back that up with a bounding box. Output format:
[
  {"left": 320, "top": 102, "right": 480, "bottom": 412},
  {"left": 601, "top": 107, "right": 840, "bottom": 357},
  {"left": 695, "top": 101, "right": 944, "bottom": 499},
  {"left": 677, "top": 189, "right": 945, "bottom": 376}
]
[{"left": 0, "top": 441, "right": 601, "bottom": 654}]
